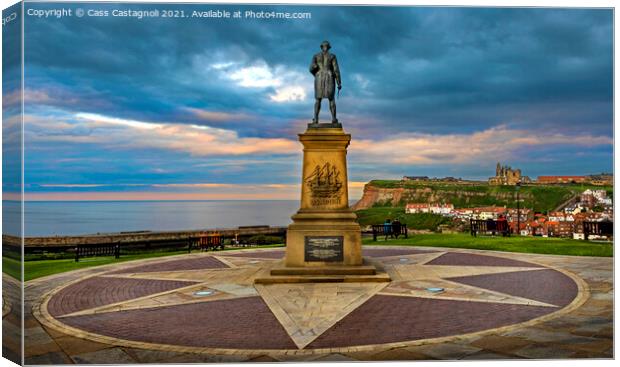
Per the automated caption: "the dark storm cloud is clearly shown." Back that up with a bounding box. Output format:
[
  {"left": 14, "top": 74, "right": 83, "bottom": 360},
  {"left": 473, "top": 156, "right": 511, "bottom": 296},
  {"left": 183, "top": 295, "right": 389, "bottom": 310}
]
[
  {"left": 20, "top": 4, "right": 613, "bottom": 189},
  {"left": 23, "top": 5, "right": 612, "bottom": 136}
]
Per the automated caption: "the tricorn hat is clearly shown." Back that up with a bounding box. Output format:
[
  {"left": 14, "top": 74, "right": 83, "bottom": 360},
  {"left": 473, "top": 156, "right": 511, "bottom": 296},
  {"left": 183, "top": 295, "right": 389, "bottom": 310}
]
[{"left": 320, "top": 40, "right": 331, "bottom": 50}]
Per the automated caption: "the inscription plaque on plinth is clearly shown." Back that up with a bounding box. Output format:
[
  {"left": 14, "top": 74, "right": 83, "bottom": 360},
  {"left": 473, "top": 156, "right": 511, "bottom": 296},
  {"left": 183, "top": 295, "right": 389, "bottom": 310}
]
[{"left": 304, "top": 236, "right": 343, "bottom": 262}]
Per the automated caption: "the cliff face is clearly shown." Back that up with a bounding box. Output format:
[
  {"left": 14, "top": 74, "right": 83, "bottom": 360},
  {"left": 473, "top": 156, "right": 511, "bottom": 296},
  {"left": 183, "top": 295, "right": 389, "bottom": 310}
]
[
  {"left": 352, "top": 186, "right": 405, "bottom": 210},
  {"left": 352, "top": 182, "right": 532, "bottom": 211},
  {"left": 353, "top": 180, "right": 610, "bottom": 212}
]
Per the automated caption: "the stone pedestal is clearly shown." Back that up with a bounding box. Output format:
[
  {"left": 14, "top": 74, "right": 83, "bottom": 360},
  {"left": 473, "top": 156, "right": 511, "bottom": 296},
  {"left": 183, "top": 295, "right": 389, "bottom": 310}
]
[
  {"left": 255, "top": 123, "right": 390, "bottom": 283},
  {"left": 286, "top": 125, "right": 361, "bottom": 267}
]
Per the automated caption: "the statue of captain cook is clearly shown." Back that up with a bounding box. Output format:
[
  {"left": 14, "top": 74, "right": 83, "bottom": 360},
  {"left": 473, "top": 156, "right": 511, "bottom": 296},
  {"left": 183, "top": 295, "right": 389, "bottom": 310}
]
[{"left": 310, "top": 40, "right": 342, "bottom": 124}]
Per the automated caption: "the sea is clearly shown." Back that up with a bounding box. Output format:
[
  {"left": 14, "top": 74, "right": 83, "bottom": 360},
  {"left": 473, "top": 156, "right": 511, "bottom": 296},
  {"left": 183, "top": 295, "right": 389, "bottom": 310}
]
[{"left": 2, "top": 200, "right": 355, "bottom": 237}]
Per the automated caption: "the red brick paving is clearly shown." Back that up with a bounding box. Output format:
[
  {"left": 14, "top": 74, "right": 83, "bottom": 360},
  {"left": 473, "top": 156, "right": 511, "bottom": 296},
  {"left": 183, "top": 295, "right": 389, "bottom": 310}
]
[
  {"left": 44, "top": 250, "right": 581, "bottom": 351},
  {"left": 448, "top": 269, "right": 578, "bottom": 307},
  {"left": 362, "top": 248, "right": 439, "bottom": 258},
  {"left": 223, "top": 248, "right": 436, "bottom": 259},
  {"left": 223, "top": 250, "right": 285, "bottom": 259},
  {"left": 47, "top": 277, "right": 195, "bottom": 317},
  {"left": 107, "top": 256, "right": 228, "bottom": 274},
  {"left": 427, "top": 252, "right": 544, "bottom": 267},
  {"left": 308, "top": 295, "right": 554, "bottom": 349},
  {"left": 61, "top": 297, "right": 297, "bottom": 350}
]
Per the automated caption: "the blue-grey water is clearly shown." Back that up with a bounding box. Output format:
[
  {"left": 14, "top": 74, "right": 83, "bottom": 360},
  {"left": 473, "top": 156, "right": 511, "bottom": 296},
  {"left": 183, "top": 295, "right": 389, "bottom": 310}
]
[{"left": 3, "top": 200, "right": 323, "bottom": 237}]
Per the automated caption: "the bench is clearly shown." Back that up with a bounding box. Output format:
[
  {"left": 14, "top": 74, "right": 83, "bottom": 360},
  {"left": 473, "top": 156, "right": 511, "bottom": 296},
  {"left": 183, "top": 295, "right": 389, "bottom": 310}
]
[
  {"left": 371, "top": 224, "right": 408, "bottom": 241},
  {"left": 470, "top": 219, "right": 510, "bottom": 237},
  {"left": 75, "top": 243, "right": 120, "bottom": 262},
  {"left": 193, "top": 233, "right": 224, "bottom": 251},
  {"left": 583, "top": 221, "right": 613, "bottom": 240}
]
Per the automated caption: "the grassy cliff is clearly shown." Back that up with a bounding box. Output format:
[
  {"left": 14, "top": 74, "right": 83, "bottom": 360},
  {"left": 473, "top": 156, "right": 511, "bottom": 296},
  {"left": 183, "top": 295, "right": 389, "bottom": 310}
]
[{"left": 353, "top": 180, "right": 612, "bottom": 213}]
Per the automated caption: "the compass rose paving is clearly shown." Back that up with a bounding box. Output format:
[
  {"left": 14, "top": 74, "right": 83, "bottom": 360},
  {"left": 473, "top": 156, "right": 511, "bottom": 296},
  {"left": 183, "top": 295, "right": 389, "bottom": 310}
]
[{"left": 26, "top": 246, "right": 612, "bottom": 363}]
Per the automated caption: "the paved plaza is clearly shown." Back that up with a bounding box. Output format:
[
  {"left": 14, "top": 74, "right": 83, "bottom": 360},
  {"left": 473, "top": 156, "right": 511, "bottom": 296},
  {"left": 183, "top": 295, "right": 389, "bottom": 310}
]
[{"left": 6, "top": 245, "right": 613, "bottom": 363}]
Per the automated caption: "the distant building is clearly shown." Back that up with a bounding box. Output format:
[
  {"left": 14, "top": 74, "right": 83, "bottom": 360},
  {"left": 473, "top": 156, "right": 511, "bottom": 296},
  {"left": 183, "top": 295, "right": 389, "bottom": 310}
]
[
  {"left": 594, "top": 190, "right": 607, "bottom": 200},
  {"left": 402, "top": 176, "right": 463, "bottom": 183},
  {"left": 580, "top": 191, "right": 597, "bottom": 208},
  {"left": 528, "top": 218, "right": 547, "bottom": 236},
  {"left": 571, "top": 189, "right": 613, "bottom": 212},
  {"left": 402, "top": 176, "right": 429, "bottom": 181},
  {"left": 585, "top": 189, "right": 612, "bottom": 206},
  {"left": 405, "top": 203, "right": 430, "bottom": 213},
  {"left": 546, "top": 221, "right": 559, "bottom": 237},
  {"left": 547, "top": 211, "right": 574, "bottom": 222},
  {"left": 405, "top": 203, "right": 454, "bottom": 215},
  {"left": 451, "top": 208, "right": 474, "bottom": 219},
  {"left": 588, "top": 173, "right": 613, "bottom": 186},
  {"left": 472, "top": 206, "right": 507, "bottom": 220},
  {"left": 557, "top": 221, "right": 574, "bottom": 238},
  {"left": 600, "top": 198, "right": 613, "bottom": 206},
  {"left": 429, "top": 203, "right": 454, "bottom": 215},
  {"left": 564, "top": 203, "right": 589, "bottom": 215},
  {"left": 537, "top": 175, "right": 588, "bottom": 184},
  {"left": 506, "top": 208, "right": 532, "bottom": 223},
  {"left": 488, "top": 162, "right": 531, "bottom": 185}
]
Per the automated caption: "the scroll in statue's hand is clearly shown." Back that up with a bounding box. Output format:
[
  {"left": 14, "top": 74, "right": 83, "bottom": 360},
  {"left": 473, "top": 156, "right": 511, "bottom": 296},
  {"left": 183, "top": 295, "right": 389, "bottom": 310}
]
[{"left": 310, "top": 64, "right": 319, "bottom": 76}]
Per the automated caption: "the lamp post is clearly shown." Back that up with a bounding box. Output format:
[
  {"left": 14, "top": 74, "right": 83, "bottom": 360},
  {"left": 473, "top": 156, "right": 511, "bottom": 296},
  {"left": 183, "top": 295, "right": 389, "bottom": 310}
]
[{"left": 515, "top": 181, "right": 521, "bottom": 235}]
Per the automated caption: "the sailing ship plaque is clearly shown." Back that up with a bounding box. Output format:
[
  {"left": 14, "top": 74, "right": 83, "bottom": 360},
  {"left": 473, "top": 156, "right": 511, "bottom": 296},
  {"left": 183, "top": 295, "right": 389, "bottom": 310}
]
[
  {"left": 305, "top": 162, "right": 343, "bottom": 207},
  {"left": 304, "top": 236, "right": 344, "bottom": 262}
]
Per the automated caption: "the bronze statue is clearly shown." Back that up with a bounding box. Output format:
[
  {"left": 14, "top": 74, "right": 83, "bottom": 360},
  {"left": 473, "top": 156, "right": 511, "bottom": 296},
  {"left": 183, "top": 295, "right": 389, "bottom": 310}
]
[{"left": 309, "top": 40, "right": 341, "bottom": 124}]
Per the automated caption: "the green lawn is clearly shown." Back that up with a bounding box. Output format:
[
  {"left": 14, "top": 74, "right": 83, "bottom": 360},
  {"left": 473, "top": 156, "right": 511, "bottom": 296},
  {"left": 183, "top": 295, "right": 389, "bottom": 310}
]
[
  {"left": 3, "top": 235, "right": 611, "bottom": 282},
  {"left": 355, "top": 207, "right": 450, "bottom": 230},
  {"left": 4, "top": 244, "right": 286, "bottom": 281},
  {"left": 362, "top": 233, "right": 613, "bottom": 257},
  {"left": 2, "top": 256, "right": 22, "bottom": 281}
]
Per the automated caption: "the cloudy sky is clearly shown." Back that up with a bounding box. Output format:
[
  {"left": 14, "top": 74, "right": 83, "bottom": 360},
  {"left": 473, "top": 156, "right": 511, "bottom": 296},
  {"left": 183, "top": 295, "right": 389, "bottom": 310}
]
[{"left": 12, "top": 3, "right": 613, "bottom": 200}]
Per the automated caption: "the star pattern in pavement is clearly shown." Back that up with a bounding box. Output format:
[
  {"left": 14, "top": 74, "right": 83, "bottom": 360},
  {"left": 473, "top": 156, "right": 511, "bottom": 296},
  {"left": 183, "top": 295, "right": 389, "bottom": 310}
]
[{"left": 53, "top": 250, "right": 558, "bottom": 349}]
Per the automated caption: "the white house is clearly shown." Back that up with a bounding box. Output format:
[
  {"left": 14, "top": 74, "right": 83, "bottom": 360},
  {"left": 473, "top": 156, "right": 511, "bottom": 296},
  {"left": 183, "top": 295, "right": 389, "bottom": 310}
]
[
  {"left": 473, "top": 207, "right": 506, "bottom": 220},
  {"left": 548, "top": 212, "right": 574, "bottom": 222},
  {"left": 429, "top": 203, "right": 454, "bottom": 215},
  {"left": 451, "top": 208, "right": 473, "bottom": 219},
  {"left": 405, "top": 203, "right": 430, "bottom": 214},
  {"left": 406, "top": 203, "right": 455, "bottom": 215},
  {"left": 592, "top": 190, "right": 607, "bottom": 200}
]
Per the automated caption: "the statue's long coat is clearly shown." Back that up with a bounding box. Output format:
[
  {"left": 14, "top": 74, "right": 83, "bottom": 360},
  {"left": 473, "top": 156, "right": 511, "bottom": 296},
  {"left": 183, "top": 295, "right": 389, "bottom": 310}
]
[{"left": 309, "top": 52, "right": 341, "bottom": 99}]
